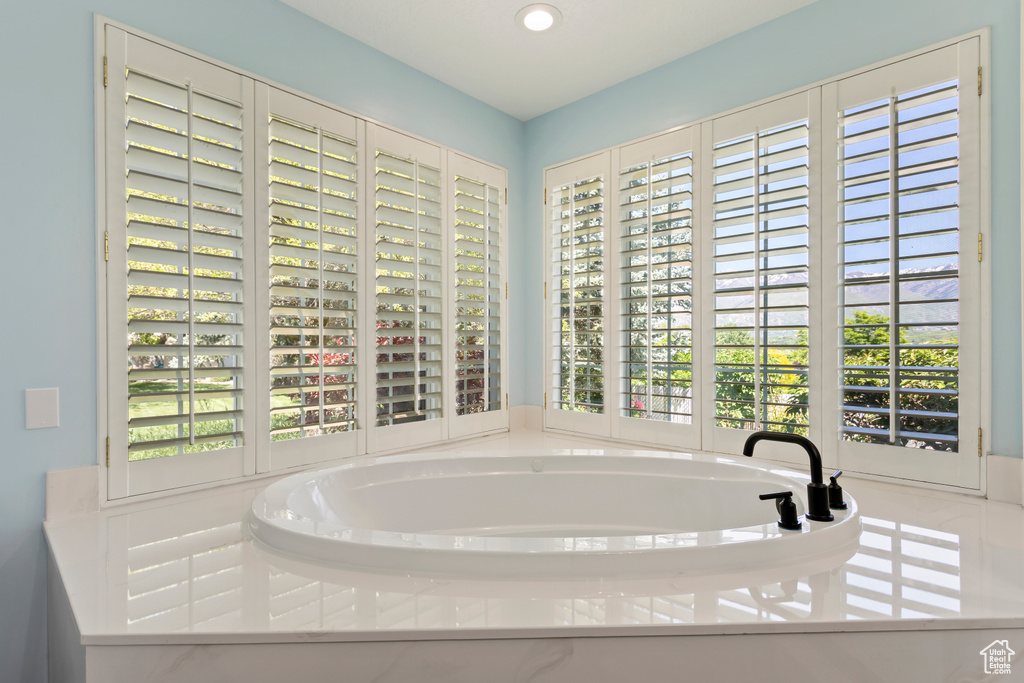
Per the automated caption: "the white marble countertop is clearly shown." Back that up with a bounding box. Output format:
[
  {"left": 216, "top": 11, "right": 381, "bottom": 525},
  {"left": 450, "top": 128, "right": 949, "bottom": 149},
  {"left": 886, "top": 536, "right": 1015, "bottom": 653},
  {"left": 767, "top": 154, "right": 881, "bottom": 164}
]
[{"left": 44, "top": 430, "right": 1024, "bottom": 646}]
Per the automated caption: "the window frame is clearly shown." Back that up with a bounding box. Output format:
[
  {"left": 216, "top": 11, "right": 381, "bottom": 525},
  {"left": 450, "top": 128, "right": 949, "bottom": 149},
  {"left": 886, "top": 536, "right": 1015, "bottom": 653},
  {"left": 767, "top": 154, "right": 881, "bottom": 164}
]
[
  {"left": 448, "top": 153, "right": 509, "bottom": 439},
  {"left": 542, "top": 152, "right": 613, "bottom": 438},
  {"left": 700, "top": 89, "right": 823, "bottom": 467},
  {"left": 366, "top": 124, "right": 449, "bottom": 454},
  {"left": 610, "top": 127, "right": 704, "bottom": 450},
  {"left": 254, "top": 84, "right": 365, "bottom": 473},
  {"left": 820, "top": 39, "right": 983, "bottom": 489},
  {"left": 103, "top": 28, "right": 259, "bottom": 498}
]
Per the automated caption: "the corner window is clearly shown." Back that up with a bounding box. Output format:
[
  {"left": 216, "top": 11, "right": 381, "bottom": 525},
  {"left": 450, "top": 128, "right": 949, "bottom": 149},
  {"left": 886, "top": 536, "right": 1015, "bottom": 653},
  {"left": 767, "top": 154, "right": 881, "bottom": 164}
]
[
  {"left": 102, "top": 25, "right": 508, "bottom": 498},
  {"left": 543, "top": 37, "right": 985, "bottom": 489}
]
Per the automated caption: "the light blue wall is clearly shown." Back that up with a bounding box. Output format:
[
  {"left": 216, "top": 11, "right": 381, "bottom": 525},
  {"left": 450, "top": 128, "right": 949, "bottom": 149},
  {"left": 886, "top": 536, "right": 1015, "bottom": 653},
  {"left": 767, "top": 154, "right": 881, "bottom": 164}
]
[
  {"left": 0, "top": 3, "right": 524, "bottom": 680},
  {"left": 523, "top": 0, "right": 1023, "bottom": 459}
]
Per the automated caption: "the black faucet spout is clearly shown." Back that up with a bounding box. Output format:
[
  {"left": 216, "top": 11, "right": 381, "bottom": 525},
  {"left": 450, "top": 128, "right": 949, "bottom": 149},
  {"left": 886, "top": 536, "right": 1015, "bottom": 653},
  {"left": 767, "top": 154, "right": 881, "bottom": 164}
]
[
  {"left": 742, "top": 431, "right": 824, "bottom": 484},
  {"left": 743, "top": 431, "right": 833, "bottom": 522}
]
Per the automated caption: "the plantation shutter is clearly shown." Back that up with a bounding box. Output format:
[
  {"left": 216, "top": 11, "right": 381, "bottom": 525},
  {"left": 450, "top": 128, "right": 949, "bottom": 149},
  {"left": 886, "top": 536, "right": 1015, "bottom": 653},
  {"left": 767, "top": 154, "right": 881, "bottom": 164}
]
[
  {"left": 105, "top": 28, "right": 255, "bottom": 497},
  {"left": 703, "top": 91, "right": 819, "bottom": 457},
  {"left": 449, "top": 153, "right": 507, "bottom": 438},
  {"left": 614, "top": 128, "right": 702, "bottom": 448},
  {"left": 824, "top": 41, "right": 980, "bottom": 488},
  {"left": 258, "top": 87, "right": 361, "bottom": 469},
  {"left": 370, "top": 126, "right": 446, "bottom": 450},
  {"left": 544, "top": 153, "right": 611, "bottom": 436}
]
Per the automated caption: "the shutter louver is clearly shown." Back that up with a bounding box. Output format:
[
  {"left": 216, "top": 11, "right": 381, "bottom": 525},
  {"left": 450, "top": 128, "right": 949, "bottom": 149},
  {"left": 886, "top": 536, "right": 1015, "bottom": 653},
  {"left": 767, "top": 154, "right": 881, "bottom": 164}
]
[
  {"left": 268, "top": 115, "right": 359, "bottom": 441},
  {"left": 711, "top": 119, "right": 811, "bottom": 435},
  {"left": 840, "top": 81, "right": 961, "bottom": 451},
  {"left": 550, "top": 175, "right": 605, "bottom": 413},
  {"left": 124, "top": 69, "right": 247, "bottom": 459},
  {"left": 619, "top": 153, "right": 694, "bottom": 423},
  {"left": 375, "top": 152, "right": 444, "bottom": 426},
  {"left": 453, "top": 176, "right": 501, "bottom": 415}
]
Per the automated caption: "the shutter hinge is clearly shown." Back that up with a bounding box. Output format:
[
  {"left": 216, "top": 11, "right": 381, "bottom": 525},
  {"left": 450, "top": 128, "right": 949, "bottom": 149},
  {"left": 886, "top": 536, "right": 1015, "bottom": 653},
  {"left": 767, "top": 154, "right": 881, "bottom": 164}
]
[
  {"left": 544, "top": 392, "right": 547, "bottom": 409},
  {"left": 978, "top": 427, "right": 983, "bottom": 458},
  {"left": 505, "top": 393, "right": 509, "bottom": 410},
  {"left": 505, "top": 282, "right": 508, "bottom": 299},
  {"left": 105, "top": 437, "right": 110, "bottom": 467},
  {"left": 978, "top": 66, "right": 982, "bottom": 96},
  {"left": 978, "top": 233, "right": 982, "bottom": 262},
  {"left": 104, "top": 231, "right": 109, "bottom": 262},
  {"left": 505, "top": 188, "right": 508, "bottom": 205},
  {"left": 544, "top": 188, "right": 547, "bottom": 205},
  {"left": 544, "top": 281, "right": 547, "bottom": 299},
  {"left": 103, "top": 56, "right": 108, "bottom": 88}
]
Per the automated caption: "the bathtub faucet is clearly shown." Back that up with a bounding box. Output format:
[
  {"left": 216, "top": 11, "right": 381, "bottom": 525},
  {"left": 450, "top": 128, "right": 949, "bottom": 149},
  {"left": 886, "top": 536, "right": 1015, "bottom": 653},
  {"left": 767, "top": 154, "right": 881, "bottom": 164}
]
[{"left": 742, "top": 431, "right": 834, "bottom": 522}]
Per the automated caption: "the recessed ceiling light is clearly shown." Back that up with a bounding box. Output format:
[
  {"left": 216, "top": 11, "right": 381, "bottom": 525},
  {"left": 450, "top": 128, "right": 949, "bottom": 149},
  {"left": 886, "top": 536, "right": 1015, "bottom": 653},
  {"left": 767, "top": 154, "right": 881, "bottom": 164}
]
[
  {"left": 523, "top": 9, "right": 554, "bottom": 31},
  {"left": 515, "top": 4, "right": 562, "bottom": 32}
]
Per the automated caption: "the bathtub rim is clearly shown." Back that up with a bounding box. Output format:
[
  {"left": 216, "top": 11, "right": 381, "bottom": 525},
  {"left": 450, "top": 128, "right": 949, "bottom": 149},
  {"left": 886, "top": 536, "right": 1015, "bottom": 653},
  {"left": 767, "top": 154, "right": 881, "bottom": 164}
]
[{"left": 248, "top": 448, "right": 862, "bottom": 579}]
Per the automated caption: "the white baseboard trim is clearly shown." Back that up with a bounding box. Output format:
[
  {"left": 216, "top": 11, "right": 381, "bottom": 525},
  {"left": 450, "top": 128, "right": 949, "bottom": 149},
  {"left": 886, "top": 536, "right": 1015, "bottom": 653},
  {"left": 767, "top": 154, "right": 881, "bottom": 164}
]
[
  {"left": 46, "top": 465, "right": 100, "bottom": 520},
  {"left": 987, "top": 453, "right": 1023, "bottom": 505}
]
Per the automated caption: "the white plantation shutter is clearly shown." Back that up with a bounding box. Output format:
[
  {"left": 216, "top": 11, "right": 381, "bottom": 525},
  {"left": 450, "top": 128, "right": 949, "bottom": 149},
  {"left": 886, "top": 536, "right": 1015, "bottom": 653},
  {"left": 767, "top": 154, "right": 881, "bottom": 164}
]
[
  {"left": 545, "top": 153, "right": 611, "bottom": 436},
  {"left": 703, "top": 91, "right": 819, "bottom": 457},
  {"left": 259, "top": 87, "right": 361, "bottom": 469},
  {"left": 614, "top": 128, "right": 701, "bottom": 448},
  {"left": 104, "top": 26, "right": 512, "bottom": 496},
  {"left": 449, "top": 153, "right": 507, "bottom": 437},
  {"left": 371, "top": 127, "right": 445, "bottom": 446},
  {"left": 106, "top": 29, "right": 255, "bottom": 497},
  {"left": 824, "top": 41, "right": 980, "bottom": 488}
]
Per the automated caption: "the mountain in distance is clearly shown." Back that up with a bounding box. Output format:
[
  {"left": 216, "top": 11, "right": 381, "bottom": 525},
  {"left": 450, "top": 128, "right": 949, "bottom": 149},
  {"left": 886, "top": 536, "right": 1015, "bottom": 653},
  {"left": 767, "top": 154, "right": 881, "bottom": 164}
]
[{"left": 712, "top": 263, "right": 958, "bottom": 335}]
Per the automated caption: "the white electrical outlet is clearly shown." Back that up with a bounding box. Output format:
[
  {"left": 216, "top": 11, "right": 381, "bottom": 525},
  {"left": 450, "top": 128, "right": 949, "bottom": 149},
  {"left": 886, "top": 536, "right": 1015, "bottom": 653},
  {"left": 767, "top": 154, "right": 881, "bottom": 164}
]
[{"left": 26, "top": 388, "right": 60, "bottom": 430}]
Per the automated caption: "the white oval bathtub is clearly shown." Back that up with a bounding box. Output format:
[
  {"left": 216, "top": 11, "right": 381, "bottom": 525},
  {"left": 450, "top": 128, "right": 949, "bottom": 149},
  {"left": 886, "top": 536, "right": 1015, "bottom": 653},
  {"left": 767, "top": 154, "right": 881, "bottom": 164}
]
[{"left": 249, "top": 449, "right": 861, "bottom": 579}]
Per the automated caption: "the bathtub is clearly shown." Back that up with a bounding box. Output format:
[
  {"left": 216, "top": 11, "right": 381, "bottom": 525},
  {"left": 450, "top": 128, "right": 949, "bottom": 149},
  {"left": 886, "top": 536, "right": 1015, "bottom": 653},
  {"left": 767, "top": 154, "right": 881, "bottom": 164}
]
[{"left": 248, "top": 449, "right": 861, "bottom": 579}]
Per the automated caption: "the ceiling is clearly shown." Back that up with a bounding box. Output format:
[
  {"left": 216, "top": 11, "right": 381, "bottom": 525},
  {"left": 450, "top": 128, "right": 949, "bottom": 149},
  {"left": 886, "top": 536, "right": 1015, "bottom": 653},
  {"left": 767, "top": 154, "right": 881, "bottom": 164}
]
[{"left": 278, "top": 0, "right": 819, "bottom": 121}]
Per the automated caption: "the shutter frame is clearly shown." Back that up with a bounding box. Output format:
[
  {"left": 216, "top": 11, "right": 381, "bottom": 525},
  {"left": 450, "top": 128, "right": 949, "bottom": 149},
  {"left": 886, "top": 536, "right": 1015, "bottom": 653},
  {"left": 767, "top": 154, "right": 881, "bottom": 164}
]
[
  {"left": 448, "top": 152, "right": 508, "bottom": 438},
  {"left": 260, "top": 86, "right": 362, "bottom": 471},
  {"left": 106, "top": 26, "right": 256, "bottom": 497},
  {"left": 544, "top": 152, "right": 612, "bottom": 437},
  {"left": 614, "top": 127, "right": 702, "bottom": 449},
  {"left": 827, "top": 39, "right": 981, "bottom": 488},
  {"left": 702, "top": 89, "right": 820, "bottom": 462},
  {"left": 368, "top": 124, "right": 447, "bottom": 452}
]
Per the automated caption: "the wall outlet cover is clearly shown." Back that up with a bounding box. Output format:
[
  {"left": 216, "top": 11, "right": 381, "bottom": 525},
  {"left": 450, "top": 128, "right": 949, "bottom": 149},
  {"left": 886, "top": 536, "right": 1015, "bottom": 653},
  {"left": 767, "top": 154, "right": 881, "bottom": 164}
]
[{"left": 26, "top": 388, "right": 60, "bottom": 430}]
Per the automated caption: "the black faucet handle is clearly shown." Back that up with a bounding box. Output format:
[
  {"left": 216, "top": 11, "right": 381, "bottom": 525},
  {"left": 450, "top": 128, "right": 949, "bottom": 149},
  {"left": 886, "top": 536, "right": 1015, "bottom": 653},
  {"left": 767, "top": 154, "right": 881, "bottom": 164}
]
[
  {"left": 828, "top": 470, "right": 848, "bottom": 510},
  {"left": 759, "top": 490, "right": 802, "bottom": 531}
]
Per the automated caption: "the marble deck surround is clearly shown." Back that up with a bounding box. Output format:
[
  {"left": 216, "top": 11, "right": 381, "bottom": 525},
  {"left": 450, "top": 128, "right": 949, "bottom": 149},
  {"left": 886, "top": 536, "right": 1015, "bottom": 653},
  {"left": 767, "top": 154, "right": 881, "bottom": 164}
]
[{"left": 45, "top": 428, "right": 1024, "bottom": 682}]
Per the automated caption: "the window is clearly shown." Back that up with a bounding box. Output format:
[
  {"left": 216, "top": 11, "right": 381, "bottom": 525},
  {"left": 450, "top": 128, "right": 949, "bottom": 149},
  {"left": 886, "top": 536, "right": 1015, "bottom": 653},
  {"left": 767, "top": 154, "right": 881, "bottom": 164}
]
[
  {"left": 105, "top": 30, "right": 256, "bottom": 497},
  {"left": 259, "top": 86, "right": 361, "bottom": 471},
  {"left": 614, "top": 128, "right": 702, "bottom": 448},
  {"left": 704, "top": 91, "right": 818, "bottom": 458},
  {"left": 543, "top": 37, "right": 985, "bottom": 489},
  {"left": 103, "top": 25, "right": 507, "bottom": 498},
  {"left": 544, "top": 153, "right": 610, "bottom": 436},
  {"left": 372, "top": 131, "right": 444, "bottom": 435},
  {"left": 450, "top": 153, "right": 507, "bottom": 439},
  {"left": 824, "top": 40, "right": 981, "bottom": 487}
]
